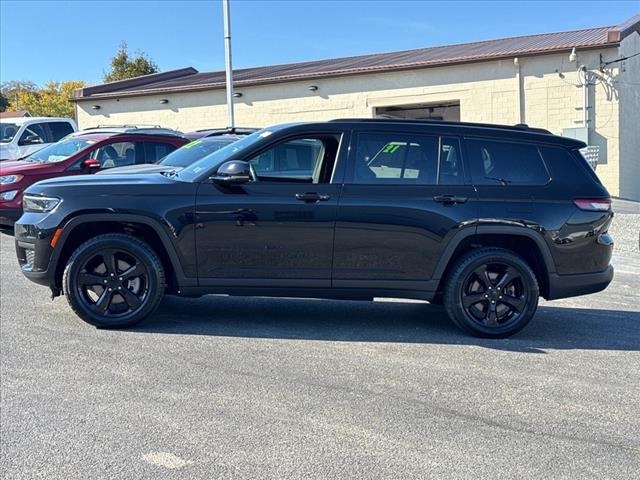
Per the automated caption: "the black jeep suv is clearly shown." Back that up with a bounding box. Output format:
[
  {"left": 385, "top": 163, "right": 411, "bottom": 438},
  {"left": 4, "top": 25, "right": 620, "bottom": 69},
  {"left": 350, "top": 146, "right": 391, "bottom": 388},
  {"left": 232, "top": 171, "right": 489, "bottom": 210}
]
[{"left": 14, "top": 119, "right": 614, "bottom": 337}]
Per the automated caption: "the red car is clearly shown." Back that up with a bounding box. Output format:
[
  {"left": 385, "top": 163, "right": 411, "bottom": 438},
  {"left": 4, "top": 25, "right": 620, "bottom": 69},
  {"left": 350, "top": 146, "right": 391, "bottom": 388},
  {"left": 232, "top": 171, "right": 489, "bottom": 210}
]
[{"left": 0, "top": 127, "right": 188, "bottom": 229}]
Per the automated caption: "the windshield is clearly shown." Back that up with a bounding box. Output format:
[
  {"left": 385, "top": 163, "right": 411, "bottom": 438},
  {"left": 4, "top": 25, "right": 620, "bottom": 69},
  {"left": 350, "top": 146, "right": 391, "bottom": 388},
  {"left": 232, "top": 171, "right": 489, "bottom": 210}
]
[
  {"left": 27, "top": 138, "right": 95, "bottom": 163},
  {"left": 0, "top": 123, "right": 19, "bottom": 143},
  {"left": 160, "top": 137, "right": 237, "bottom": 168},
  {"left": 178, "top": 130, "right": 269, "bottom": 181}
]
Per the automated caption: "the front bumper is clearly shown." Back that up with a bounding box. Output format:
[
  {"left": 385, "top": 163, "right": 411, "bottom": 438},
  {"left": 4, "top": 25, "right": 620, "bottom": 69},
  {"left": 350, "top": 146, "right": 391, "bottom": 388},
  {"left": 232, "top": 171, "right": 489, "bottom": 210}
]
[
  {"left": 546, "top": 265, "right": 614, "bottom": 300},
  {"left": 14, "top": 221, "right": 59, "bottom": 288},
  {"left": 0, "top": 208, "right": 21, "bottom": 228}
]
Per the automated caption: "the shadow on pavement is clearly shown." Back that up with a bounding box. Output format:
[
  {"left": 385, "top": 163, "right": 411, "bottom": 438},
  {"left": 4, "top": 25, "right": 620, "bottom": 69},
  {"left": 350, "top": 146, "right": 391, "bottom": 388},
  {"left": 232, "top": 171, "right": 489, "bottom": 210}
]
[{"left": 129, "top": 295, "right": 640, "bottom": 354}]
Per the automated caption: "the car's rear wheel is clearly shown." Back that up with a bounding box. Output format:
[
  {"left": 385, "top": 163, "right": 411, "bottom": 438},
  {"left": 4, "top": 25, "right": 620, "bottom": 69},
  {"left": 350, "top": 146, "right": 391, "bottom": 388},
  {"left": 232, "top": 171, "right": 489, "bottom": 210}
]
[
  {"left": 443, "top": 248, "right": 539, "bottom": 338},
  {"left": 63, "top": 233, "right": 165, "bottom": 328}
]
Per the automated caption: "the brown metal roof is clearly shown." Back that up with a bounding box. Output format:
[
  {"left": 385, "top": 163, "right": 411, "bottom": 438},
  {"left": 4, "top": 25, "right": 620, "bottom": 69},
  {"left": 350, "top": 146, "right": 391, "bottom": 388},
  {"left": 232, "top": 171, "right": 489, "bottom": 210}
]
[
  {"left": 0, "top": 110, "right": 31, "bottom": 118},
  {"left": 75, "top": 16, "right": 639, "bottom": 101}
]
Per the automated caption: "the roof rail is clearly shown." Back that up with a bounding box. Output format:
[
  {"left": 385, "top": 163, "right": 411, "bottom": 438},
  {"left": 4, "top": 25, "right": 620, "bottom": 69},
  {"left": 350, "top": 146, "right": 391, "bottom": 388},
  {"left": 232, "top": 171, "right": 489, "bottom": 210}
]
[
  {"left": 86, "top": 124, "right": 164, "bottom": 129},
  {"left": 329, "top": 118, "right": 552, "bottom": 135},
  {"left": 74, "top": 125, "right": 185, "bottom": 137}
]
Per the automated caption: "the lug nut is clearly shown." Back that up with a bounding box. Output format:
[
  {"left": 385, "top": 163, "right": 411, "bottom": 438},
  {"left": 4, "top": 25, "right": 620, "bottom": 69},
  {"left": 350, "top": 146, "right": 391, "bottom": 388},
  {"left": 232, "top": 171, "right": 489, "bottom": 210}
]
[
  {"left": 117, "top": 286, "right": 122, "bottom": 290},
  {"left": 118, "top": 277, "right": 122, "bottom": 281},
  {"left": 110, "top": 273, "right": 115, "bottom": 277},
  {"left": 103, "top": 280, "right": 108, "bottom": 284},
  {"left": 107, "top": 288, "right": 112, "bottom": 292},
  {"left": 485, "top": 294, "right": 489, "bottom": 298}
]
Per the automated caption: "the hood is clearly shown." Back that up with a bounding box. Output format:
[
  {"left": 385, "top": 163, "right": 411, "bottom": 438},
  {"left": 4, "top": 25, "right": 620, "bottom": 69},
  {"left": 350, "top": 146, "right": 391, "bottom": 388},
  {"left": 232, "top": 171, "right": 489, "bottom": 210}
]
[
  {"left": 0, "top": 160, "right": 61, "bottom": 174},
  {"left": 25, "top": 171, "right": 188, "bottom": 195},
  {"left": 96, "top": 164, "right": 183, "bottom": 175}
]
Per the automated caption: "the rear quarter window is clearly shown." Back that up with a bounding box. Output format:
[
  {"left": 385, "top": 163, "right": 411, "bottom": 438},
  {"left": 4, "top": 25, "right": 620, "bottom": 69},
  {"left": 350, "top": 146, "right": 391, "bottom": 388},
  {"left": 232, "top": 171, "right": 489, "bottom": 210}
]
[
  {"left": 540, "top": 146, "right": 603, "bottom": 187},
  {"left": 466, "top": 138, "right": 550, "bottom": 186}
]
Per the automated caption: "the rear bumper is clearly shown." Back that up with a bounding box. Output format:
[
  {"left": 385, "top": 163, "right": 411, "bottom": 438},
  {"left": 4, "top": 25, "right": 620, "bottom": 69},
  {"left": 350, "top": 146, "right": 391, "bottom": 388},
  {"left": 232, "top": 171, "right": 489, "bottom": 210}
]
[{"left": 546, "top": 265, "right": 614, "bottom": 300}]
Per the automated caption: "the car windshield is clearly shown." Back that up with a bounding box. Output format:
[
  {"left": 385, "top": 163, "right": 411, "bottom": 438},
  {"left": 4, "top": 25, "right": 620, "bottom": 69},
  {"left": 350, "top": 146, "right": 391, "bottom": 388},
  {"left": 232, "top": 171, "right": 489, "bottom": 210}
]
[
  {"left": 27, "top": 138, "right": 95, "bottom": 163},
  {"left": 0, "top": 123, "right": 19, "bottom": 143},
  {"left": 160, "top": 137, "right": 238, "bottom": 168},
  {"left": 178, "top": 130, "right": 271, "bottom": 181}
]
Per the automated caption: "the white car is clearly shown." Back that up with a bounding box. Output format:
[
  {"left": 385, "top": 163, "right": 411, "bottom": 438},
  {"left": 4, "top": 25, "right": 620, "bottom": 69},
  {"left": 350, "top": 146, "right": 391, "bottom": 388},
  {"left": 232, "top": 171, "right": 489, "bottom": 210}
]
[{"left": 0, "top": 117, "right": 77, "bottom": 161}]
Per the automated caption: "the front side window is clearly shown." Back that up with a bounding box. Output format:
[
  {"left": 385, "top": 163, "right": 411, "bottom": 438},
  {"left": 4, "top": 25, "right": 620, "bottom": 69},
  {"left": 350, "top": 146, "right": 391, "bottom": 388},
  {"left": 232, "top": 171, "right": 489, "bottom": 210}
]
[
  {"left": 466, "top": 138, "right": 550, "bottom": 185},
  {"left": 91, "top": 141, "right": 136, "bottom": 169},
  {"left": 47, "top": 122, "right": 74, "bottom": 142},
  {"left": 19, "top": 124, "right": 48, "bottom": 145},
  {"left": 248, "top": 136, "right": 339, "bottom": 183}
]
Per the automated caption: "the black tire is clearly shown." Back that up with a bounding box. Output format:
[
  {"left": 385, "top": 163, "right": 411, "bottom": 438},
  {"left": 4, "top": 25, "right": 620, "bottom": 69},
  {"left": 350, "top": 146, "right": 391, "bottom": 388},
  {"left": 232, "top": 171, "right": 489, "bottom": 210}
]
[
  {"left": 443, "top": 248, "right": 539, "bottom": 338},
  {"left": 63, "top": 233, "right": 166, "bottom": 328}
]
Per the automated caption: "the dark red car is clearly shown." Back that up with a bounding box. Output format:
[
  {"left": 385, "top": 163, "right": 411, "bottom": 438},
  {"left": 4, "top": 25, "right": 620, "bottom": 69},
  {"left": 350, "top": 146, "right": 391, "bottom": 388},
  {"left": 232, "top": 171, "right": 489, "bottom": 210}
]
[{"left": 0, "top": 127, "right": 188, "bottom": 229}]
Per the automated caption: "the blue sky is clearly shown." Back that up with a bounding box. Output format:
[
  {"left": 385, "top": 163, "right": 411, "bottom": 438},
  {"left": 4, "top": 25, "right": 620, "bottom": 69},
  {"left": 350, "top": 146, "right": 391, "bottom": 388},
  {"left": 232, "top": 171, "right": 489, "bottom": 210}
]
[{"left": 1, "top": 0, "right": 638, "bottom": 86}]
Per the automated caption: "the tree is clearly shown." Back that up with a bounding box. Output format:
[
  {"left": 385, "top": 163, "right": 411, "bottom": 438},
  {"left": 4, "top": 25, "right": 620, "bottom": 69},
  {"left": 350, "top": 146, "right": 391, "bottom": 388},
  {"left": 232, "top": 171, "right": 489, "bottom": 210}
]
[
  {"left": 0, "top": 92, "right": 8, "bottom": 112},
  {"left": 0, "top": 80, "right": 37, "bottom": 111},
  {"left": 8, "top": 81, "right": 85, "bottom": 118},
  {"left": 103, "top": 42, "right": 159, "bottom": 82}
]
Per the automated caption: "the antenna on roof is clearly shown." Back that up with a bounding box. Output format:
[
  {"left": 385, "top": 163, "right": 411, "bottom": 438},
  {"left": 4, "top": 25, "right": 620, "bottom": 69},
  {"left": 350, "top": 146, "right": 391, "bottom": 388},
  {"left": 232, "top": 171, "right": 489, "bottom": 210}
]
[{"left": 222, "top": 0, "right": 235, "bottom": 129}]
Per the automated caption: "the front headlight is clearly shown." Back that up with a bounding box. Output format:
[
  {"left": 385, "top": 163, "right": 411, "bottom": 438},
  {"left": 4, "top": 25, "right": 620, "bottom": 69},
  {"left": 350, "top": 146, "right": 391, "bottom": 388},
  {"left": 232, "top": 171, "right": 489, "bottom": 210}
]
[
  {"left": 23, "top": 194, "right": 61, "bottom": 213},
  {"left": 0, "top": 174, "right": 24, "bottom": 185},
  {"left": 0, "top": 190, "right": 19, "bottom": 201}
]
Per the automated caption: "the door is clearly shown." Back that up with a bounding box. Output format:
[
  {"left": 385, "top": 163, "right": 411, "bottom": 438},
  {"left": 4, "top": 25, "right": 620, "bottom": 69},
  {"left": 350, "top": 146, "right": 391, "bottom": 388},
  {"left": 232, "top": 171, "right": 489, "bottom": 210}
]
[
  {"left": 333, "top": 130, "right": 478, "bottom": 290},
  {"left": 195, "top": 132, "right": 346, "bottom": 287}
]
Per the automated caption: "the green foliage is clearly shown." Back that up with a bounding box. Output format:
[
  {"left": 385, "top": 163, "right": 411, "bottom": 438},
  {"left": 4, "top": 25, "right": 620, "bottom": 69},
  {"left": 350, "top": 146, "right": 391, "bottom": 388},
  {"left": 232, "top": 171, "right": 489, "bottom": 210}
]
[
  {"left": 5, "top": 81, "right": 85, "bottom": 118},
  {"left": 104, "top": 42, "right": 159, "bottom": 82},
  {"left": 0, "top": 92, "right": 8, "bottom": 112}
]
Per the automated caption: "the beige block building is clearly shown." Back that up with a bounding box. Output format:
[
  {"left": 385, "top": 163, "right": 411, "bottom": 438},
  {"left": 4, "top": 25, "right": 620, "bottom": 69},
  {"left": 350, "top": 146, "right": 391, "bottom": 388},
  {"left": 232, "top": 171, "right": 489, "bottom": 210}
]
[{"left": 73, "top": 16, "right": 640, "bottom": 199}]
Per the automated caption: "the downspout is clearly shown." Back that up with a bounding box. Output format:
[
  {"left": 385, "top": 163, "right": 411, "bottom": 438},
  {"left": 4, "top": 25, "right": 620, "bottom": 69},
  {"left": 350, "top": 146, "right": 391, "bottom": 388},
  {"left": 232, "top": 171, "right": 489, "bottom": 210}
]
[{"left": 514, "top": 57, "right": 525, "bottom": 124}]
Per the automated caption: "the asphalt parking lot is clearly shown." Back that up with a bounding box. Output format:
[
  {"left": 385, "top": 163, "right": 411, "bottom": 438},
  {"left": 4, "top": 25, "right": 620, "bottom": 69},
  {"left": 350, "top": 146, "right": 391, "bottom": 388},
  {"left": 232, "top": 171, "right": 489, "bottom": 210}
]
[{"left": 1, "top": 212, "right": 639, "bottom": 479}]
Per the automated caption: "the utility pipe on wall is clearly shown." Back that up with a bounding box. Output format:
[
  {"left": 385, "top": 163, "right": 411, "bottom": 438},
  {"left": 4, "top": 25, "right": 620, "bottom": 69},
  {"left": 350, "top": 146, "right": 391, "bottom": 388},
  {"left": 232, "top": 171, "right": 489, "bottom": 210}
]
[{"left": 223, "top": 0, "right": 235, "bottom": 129}]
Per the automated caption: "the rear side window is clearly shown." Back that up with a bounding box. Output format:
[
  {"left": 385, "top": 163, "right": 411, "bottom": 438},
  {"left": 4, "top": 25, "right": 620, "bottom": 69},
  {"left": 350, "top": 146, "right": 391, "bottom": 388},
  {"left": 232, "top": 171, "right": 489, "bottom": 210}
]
[
  {"left": 352, "top": 133, "right": 439, "bottom": 184},
  {"left": 540, "top": 146, "right": 602, "bottom": 186},
  {"left": 47, "top": 122, "right": 74, "bottom": 141},
  {"left": 466, "top": 138, "right": 550, "bottom": 185},
  {"left": 144, "top": 142, "right": 177, "bottom": 163},
  {"left": 19, "top": 124, "right": 48, "bottom": 144}
]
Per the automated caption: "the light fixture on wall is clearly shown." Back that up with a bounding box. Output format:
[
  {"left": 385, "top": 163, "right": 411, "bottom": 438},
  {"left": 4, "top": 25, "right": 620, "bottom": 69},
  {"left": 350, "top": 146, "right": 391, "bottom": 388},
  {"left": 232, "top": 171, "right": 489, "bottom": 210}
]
[
  {"left": 569, "top": 47, "right": 577, "bottom": 63},
  {"left": 159, "top": 99, "right": 169, "bottom": 104},
  {"left": 91, "top": 105, "right": 101, "bottom": 110},
  {"left": 308, "top": 85, "right": 318, "bottom": 92},
  {"left": 233, "top": 92, "right": 243, "bottom": 98}
]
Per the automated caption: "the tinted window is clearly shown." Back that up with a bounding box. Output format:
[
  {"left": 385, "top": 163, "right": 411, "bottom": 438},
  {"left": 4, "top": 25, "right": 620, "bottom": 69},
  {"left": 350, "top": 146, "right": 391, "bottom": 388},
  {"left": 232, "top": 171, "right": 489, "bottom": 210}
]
[
  {"left": 466, "top": 139, "right": 549, "bottom": 185},
  {"left": 19, "top": 124, "right": 48, "bottom": 144},
  {"left": 353, "top": 133, "right": 439, "bottom": 184},
  {"left": 439, "top": 137, "right": 464, "bottom": 185},
  {"left": 47, "top": 122, "right": 74, "bottom": 141},
  {"left": 249, "top": 137, "right": 334, "bottom": 183},
  {"left": 144, "top": 141, "right": 177, "bottom": 163},
  {"left": 92, "top": 141, "right": 136, "bottom": 169}
]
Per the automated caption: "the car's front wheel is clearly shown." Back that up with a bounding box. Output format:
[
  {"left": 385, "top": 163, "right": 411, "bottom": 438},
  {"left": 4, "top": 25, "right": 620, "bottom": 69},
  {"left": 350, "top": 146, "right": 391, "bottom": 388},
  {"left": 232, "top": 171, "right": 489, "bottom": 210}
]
[
  {"left": 443, "top": 248, "right": 539, "bottom": 338},
  {"left": 63, "top": 233, "right": 165, "bottom": 328}
]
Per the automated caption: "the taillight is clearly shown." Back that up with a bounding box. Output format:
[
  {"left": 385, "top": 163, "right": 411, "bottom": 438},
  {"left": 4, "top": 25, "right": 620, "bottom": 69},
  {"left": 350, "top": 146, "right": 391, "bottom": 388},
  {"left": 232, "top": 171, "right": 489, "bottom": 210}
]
[{"left": 573, "top": 198, "right": 611, "bottom": 211}]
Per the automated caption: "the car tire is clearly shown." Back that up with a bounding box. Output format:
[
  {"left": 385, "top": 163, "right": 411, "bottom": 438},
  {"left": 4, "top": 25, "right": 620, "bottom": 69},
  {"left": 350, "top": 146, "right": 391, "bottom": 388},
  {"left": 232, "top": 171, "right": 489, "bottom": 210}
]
[
  {"left": 443, "top": 248, "right": 539, "bottom": 338},
  {"left": 63, "top": 233, "right": 166, "bottom": 328}
]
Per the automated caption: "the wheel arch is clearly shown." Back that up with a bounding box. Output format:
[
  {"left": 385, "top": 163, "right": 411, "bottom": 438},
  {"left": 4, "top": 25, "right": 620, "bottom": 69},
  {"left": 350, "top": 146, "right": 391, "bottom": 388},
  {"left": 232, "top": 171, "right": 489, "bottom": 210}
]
[
  {"left": 51, "top": 213, "right": 194, "bottom": 293},
  {"left": 433, "top": 225, "right": 555, "bottom": 299}
]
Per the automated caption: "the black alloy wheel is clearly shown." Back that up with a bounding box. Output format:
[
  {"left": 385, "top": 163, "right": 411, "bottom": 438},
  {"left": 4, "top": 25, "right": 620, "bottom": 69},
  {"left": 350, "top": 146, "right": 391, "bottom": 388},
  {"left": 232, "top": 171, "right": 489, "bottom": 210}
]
[
  {"left": 63, "top": 234, "right": 165, "bottom": 328},
  {"left": 443, "top": 248, "right": 539, "bottom": 338}
]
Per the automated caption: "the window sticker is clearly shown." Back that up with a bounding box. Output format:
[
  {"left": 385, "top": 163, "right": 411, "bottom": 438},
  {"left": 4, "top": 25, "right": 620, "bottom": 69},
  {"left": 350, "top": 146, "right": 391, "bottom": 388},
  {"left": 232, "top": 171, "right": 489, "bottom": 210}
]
[{"left": 183, "top": 140, "right": 202, "bottom": 149}]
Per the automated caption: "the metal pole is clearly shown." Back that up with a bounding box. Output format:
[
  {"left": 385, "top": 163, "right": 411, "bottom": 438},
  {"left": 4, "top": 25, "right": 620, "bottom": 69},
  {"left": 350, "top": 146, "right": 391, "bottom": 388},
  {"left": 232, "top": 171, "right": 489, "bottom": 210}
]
[{"left": 222, "top": 0, "right": 235, "bottom": 129}]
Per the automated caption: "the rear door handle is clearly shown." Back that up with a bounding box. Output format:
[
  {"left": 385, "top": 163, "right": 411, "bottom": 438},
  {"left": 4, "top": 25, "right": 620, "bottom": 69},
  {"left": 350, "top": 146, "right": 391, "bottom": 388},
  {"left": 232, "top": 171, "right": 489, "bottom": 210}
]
[
  {"left": 433, "top": 194, "right": 468, "bottom": 204},
  {"left": 295, "top": 192, "right": 331, "bottom": 203}
]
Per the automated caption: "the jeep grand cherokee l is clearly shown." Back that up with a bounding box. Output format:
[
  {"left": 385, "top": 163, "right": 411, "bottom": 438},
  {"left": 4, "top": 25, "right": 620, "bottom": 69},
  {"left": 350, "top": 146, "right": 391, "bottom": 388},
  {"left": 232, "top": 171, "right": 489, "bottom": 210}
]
[{"left": 14, "top": 119, "right": 614, "bottom": 337}]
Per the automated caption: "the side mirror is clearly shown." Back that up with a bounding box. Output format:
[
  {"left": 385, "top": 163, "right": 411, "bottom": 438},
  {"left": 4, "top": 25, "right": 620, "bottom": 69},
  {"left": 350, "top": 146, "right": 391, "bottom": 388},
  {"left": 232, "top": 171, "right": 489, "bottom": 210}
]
[
  {"left": 211, "top": 160, "right": 252, "bottom": 184},
  {"left": 19, "top": 135, "right": 43, "bottom": 146},
  {"left": 82, "top": 158, "right": 101, "bottom": 172}
]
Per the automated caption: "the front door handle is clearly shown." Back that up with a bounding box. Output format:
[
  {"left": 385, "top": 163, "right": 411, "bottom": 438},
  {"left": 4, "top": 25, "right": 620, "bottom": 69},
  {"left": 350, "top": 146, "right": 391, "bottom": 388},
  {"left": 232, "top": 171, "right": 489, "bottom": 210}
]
[
  {"left": 433, "top": 194, "right": 468, "bottom": 204},
  {"left": 295, "top": 192, "right": 331, "bottom": 203}
]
